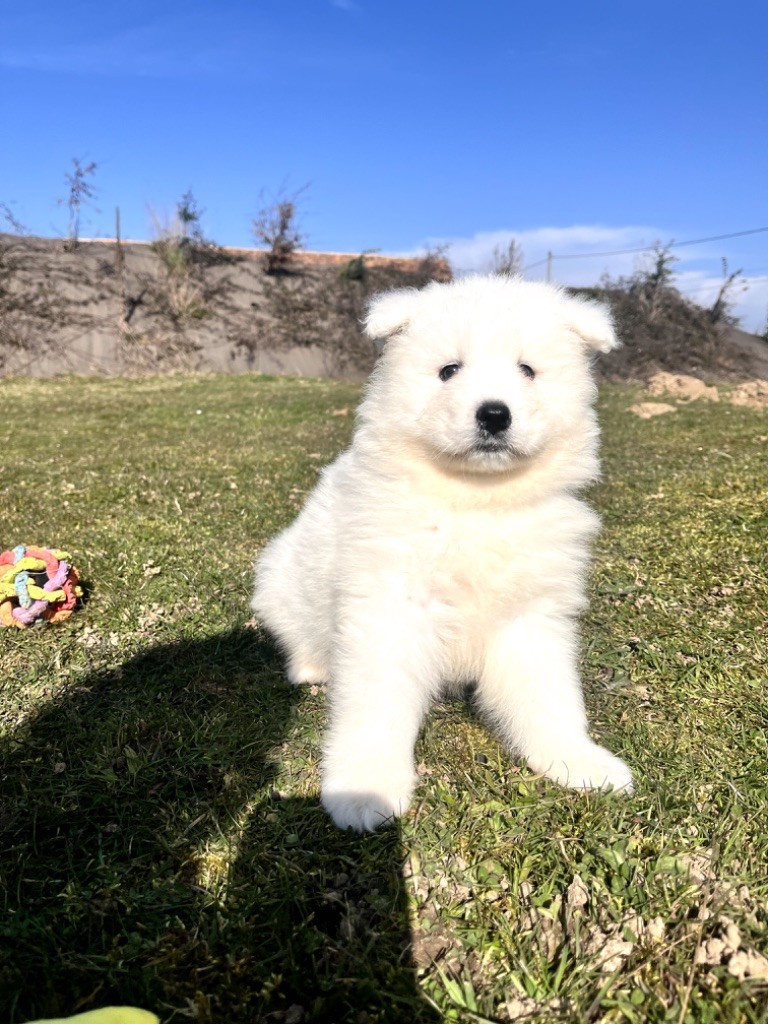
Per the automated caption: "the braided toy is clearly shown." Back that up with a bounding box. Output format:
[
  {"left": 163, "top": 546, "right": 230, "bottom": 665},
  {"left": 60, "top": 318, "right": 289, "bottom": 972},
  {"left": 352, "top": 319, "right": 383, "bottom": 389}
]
[{"left": 0, "top": 545, "right": 83, "bottom": 628}]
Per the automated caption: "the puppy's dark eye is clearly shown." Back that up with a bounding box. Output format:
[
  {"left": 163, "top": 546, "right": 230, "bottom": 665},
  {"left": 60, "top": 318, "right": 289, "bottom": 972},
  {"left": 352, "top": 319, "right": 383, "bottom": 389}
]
[
  {"left": 439, "top": 362, "right": 462, "bottom": 382},
  {"left": 519, "top": 363, "right": 536, "bottom": 380}
]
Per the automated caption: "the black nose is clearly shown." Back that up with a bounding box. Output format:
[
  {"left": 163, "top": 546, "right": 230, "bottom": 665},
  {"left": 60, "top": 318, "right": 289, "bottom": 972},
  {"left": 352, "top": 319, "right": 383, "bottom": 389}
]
[{"left": 476, "top": 401, "right": 511, "bottom": 435}]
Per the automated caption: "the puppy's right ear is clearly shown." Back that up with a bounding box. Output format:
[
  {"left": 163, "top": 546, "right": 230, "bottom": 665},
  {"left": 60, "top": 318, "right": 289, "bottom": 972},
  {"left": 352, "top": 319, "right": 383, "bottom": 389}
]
[
  {"left": 363, "top": 288, "right": 418, "bottom": 346},
  {"left": 561, "top": 294, "right": 618, "bottom": 354}
]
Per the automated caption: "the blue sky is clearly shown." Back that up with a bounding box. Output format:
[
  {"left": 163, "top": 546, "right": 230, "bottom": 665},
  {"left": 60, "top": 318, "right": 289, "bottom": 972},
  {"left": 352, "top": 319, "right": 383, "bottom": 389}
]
[{"left": 2, "top": 0, "right": 767, "bottom": 328}]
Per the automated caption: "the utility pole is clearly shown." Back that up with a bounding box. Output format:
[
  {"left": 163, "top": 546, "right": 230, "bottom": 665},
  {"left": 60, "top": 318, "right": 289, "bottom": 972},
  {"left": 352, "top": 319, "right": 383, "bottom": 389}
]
[{"left": 546, "top": 251, "right": 553, "bottom": 283}]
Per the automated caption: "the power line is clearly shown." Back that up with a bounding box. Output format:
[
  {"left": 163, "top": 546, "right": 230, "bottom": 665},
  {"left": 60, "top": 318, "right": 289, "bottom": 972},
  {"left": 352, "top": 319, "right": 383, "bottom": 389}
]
[
  {"left": 522, "top": 225, "right": 768, "bottom": 274},
  {"left": 522, "top": 256, "right": 550, "bottom": 272},
  {"left": 554, "top": 225, "right": 768, "bottom": 260}
]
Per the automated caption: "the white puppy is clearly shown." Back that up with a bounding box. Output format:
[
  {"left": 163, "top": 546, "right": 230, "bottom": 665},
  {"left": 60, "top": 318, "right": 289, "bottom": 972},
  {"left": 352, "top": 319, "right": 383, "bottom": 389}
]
[{"left": 252, "top": 275, "right": 633, "bottom": 831}]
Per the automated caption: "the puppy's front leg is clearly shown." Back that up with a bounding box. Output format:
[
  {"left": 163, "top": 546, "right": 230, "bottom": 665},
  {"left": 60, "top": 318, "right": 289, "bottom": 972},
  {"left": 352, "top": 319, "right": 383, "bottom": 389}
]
[
  {"left": 321, "top": 595, "right": 441, "bottom": 832},
  {"left": 478, "top": 614, "right": 633, "bottom": 793}
]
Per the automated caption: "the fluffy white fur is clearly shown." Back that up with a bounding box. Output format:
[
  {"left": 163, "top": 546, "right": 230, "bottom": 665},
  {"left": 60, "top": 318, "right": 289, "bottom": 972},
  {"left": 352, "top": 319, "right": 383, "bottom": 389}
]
[{"left": 252, "top": 275, "right": 633, "bottom": 831}]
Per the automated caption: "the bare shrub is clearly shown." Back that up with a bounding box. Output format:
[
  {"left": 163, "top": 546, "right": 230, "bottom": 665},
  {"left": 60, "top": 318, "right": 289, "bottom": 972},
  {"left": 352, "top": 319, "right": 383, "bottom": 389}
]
[
  {"left": 176, "top": 189, "right": 205, "bottom": 245},
  {"left": 145, "top": 194, "right": 233, "bottom": 327},
  {"left": 709, "top": 258, "right": 746, "bottom": 327},
  {"left": 488, "top": 238, "right": 524, "bottom": 277},
  {"left": 252, "top": 185, "right": 308, "bottom": 275},
  {"left": 0, "top": 202, "right": 27, "bottom": 235},
  {"left": 60, "top": 158, "right": 98, "bottom": 251},
  {"left": 578, "top": 243, "right": 738, "bottom": 378},
  {"left": 147, "top": 212, "right": 206, "bottom": 323},
  {"left": 418, "top": 243, "right": 453, "bottom": 283},
  {"left": 338, "top": 249, "right": 380, "bottom": 283}
]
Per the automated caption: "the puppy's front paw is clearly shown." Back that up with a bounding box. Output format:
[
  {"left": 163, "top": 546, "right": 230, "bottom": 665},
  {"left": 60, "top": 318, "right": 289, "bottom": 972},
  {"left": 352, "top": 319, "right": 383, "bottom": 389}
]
[
  {"left": 286, "top": 657, "right": 331, "bottom": 685},
  {"left": 321, "top": 789, "right": 406, "bottom": 832},
  {"left": 538, "top": 742, "right": 634, "bottom": 795},
  {"left": 321, "top": 762, "right": 416, "bottom": 831}
]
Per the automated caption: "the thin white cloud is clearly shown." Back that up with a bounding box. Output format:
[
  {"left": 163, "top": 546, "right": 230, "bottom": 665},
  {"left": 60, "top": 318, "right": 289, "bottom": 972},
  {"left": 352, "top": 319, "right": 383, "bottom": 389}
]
[
  {"left": 0, "top": 34, "right": 183, "bottom": 78},
  {"left": 0, "top": 10, "right": 381, "bottom": 80},
  {"left": 429, "top": 224, "right": 670, "bottom": 278}
]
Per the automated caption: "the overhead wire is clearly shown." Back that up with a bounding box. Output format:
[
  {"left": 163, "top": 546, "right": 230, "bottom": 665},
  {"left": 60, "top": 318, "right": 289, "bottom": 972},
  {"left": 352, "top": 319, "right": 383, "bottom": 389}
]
[{"left": 521, "top": 225, "right": 768, "bottom": 274}]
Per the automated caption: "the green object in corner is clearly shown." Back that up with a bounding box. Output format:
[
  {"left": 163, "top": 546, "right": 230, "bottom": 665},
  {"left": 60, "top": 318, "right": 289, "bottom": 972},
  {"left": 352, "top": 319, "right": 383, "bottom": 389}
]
[{"left": 26, "top": 1008, "right": 159, "bottom": 1024}]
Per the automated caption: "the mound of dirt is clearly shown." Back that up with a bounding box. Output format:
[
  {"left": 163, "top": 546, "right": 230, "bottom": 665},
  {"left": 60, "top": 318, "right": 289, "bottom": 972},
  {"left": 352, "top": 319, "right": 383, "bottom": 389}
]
[
  {"left": 628, "top": 401, "right": 678, "bottom": 419},
  {"left": 729, "top": 379, "right": 768, "bottom": 409},
  {"left": 629, "top": 370, "right": 768, "bottom": 416},
  {"left": 647, "top": 372, "right": 719, "bottom": 403}
]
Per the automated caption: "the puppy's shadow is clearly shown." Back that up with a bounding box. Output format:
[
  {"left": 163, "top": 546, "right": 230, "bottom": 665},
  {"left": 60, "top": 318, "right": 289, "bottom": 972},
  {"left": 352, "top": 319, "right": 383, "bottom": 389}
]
[{"left": 0, "top": 629, "right": 438, "bottom": 1022}]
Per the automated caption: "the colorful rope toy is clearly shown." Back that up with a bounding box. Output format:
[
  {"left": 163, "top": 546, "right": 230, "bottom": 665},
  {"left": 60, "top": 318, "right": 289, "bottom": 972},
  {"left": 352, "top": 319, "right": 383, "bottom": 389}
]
[{"left": 0, "top": 545, "right": 83, "bottom": 628}]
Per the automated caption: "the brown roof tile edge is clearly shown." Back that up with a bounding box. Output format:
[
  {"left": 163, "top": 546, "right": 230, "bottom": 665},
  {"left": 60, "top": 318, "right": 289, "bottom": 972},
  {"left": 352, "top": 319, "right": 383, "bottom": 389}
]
[
  {"left": 75, "top": 237, "right": 452, "bottom": 281},
  {"left": 291, "top": 250, "right": 452, "bottom": 280}
]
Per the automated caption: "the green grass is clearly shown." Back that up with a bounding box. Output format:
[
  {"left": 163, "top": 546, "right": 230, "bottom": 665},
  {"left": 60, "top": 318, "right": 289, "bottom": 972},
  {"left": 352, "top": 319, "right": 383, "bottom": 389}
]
[{"left": 0, "top": 374, "right": 766, "bottom": 1024}]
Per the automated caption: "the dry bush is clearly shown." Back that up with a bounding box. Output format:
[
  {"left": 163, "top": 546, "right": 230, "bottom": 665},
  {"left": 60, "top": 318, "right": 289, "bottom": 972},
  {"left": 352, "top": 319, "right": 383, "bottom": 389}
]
[
  {"left": 576, "top": 245, "right": 741, "bottom": 378},
  {"left": 708, "top": 258, "right": 747, "bottom": 328},
  {"left": 145, "top": 198, "right": 233, "bottom": 327},
  {"left": 60, "top": 158, "right": 98, "bottom": 252},
  {"left": 252, "top": 186, "right": 308, "bottom": 275},
  {"left": 488, "top": 238, "right": 524, "bottom": 277}
]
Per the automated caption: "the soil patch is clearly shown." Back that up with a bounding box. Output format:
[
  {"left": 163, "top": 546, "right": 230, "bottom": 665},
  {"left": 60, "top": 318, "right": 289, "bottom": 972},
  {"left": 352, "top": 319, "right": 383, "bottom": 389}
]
[
  {"left": 629, "top": 401, "right": 678, "bottom": 419},
  {"left": 642, "top": 369, "right": 768, "bottom": 411},
  {"left": 730, "top": 378, "right": 768, "bottom": 410},
  {"left": 647, "top": 372, "right": 719, "bottom": 403}
]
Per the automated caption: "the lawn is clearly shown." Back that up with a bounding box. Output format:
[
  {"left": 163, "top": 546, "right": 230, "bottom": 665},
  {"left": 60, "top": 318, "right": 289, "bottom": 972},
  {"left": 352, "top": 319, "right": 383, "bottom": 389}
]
[{"left": 0, "top": 374, "right": 766, "bottom": 1024}]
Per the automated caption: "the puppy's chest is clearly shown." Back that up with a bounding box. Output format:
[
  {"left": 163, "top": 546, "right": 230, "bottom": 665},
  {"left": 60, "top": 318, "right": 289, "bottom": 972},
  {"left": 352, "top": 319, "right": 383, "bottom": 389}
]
[{"left": 407, "top": 512, "right": 565, "bottom": 614}]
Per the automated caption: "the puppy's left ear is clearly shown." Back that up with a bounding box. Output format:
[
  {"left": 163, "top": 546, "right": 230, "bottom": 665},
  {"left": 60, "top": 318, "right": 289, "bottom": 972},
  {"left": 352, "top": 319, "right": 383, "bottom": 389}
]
[
  {"left": 363, "top": 288, "right": 418, "bottom": 345},
  {"left": 562, "top": 295, "right": 618, "bottom": 353}
]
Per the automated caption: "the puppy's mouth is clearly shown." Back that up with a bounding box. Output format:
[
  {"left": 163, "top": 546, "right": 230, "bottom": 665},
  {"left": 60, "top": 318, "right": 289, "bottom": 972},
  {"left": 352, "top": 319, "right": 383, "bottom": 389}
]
[
  {"left": 451, "top": 432, "right": 530, "bottom": 468},
  {"left": 473, "top": 421, "right": 529, "bottom": 454},
  {"left": 473, "top": 434, "right": 510, "bottom": 453}
]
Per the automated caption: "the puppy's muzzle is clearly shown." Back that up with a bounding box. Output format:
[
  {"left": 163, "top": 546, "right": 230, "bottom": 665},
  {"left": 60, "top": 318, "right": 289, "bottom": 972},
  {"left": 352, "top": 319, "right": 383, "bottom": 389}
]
[{"left": 475, "top": 401, "right": 512, "bottom": 436}]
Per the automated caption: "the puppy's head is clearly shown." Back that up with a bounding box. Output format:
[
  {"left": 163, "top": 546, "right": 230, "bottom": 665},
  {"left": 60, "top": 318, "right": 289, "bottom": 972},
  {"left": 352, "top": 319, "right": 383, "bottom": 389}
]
[{"left": 360, "top": 276, "right": 617, "bottom": 481}]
